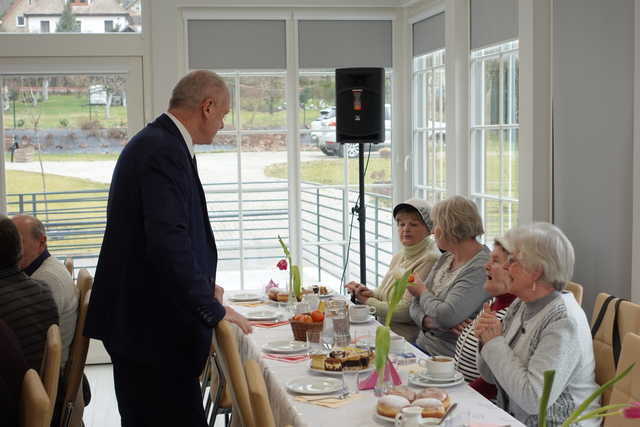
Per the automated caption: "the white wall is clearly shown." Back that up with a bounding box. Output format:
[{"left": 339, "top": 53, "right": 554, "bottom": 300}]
[
  {"left": 26, "top": 15, "right": 128, "bottom": 33},
  {"left": 553, "top": 0, "right": 636, "bottom": 312}
]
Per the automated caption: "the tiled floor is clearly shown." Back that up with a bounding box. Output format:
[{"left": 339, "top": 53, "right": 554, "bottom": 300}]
[{"left": 84, "top": 364, "right": 226, "bottom": 427}]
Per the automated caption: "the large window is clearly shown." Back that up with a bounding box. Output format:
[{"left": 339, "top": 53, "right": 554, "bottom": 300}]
[
  {"left": 470, "top": 40, "right": 519, "bottom": 243},
  {"left": 0, "top": 0, "right": 141, "bottom": 33},
  {"left": 413, "top": 48, "right": 446, "bottom": 203}
]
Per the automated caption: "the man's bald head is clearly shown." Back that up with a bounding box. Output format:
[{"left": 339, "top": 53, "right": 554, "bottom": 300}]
[
  {"left": 12, "top": 215, "right": 47, "bottom": 270},
  {"left": 168, "top": 70, "right": 228, "bottom": 111}
]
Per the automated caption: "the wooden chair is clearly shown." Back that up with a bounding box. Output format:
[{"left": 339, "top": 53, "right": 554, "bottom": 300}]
[
  {"left": 39, "top": 324, "right": 62, "bottom": 418},
  {"left": 59, "top": 269, "right": 93, "bottom": 427},
  {"left": 244, "top": 359, "right": 276, "bottom": 427},
  {"left": 63, "top": 257, "right": 74, "bottom": 278},
  {"left": 591, "top": 293, "right": 640, "bottom": 405},
  {"left": 211, "top": 320, "right": 255, "bottom": 427},
  {"left": 603, "top": 332, "right": 640, "bottom": 426},
  {"left": 203, "top": 353, "right": 232, "bottom": 427},
  {"left": 21, "top": 369, "right": 51, "bottom": 427},
  {"left": 565, "top": 281, "right": 583, "bottom": 306}
]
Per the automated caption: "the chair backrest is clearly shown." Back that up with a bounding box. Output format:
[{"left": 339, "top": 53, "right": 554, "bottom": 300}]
[
  {"left": 59, "top": 269, "right": 93, "bottom": 427},
  {"left": 212, "top": 320, "right": 255, "bottom": 427},
  {"left": 590, "top": 293, "right": 640, "bottom": 405},
  {"left": 39, "top": 324, "right": 62, "bottom": 416},
  {"left": 603, "top": 332, "right": 640, "bottom": 427},
  {"left": 244, "top": 359, "right": 276, "bottom": 427},
  {"left": 21, "top": 369, "right": 51, "bottom": 427},
  {"left": 63, "top": 258, "right": 73, "bottom": 277},
  {"left": 565, "top": 281, "right": 583, "bottom": 306}
]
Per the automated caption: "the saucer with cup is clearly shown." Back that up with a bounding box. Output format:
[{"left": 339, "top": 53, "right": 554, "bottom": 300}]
[
  {"left": 349, "top": 304, "right": 376, "bottom": 323},
  {"left": 413, "top": 356, "right": 464, "bottom": 385}
]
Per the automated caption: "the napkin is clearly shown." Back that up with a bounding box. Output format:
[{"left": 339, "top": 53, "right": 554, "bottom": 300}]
[
  {"left": 294, "top": 393, "right": 364, "bottom": 408},
  {"left": 233, "top": 301, "right": 266, "bottom": 308},
  {"left": 262, "top": 353, "right": 309, "bottom": 363},
  {"left": 358, "top": 360, "right": 402, "bottom": 390},
  {"left": 252, "top": 320, "right": 290, "bottom": 328}
]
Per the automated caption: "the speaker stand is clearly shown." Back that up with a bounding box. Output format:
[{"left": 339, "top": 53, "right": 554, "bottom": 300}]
[{"left": 357, "top": 142, "right": 367, "bottom": 287}]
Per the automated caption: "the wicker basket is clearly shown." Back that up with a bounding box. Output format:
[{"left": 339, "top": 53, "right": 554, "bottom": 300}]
[{"left": 290, "top": 317, "right": 324, "bottom": 341}]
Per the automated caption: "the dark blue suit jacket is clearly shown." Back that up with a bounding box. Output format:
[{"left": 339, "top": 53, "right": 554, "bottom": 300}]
[{"left": 85, "top": 114, "right": 225, "bottom": 376}]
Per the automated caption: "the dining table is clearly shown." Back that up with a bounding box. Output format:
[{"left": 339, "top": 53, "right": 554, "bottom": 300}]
[{"left": 225, "top": 290, "right": 525, "bottom": 427}]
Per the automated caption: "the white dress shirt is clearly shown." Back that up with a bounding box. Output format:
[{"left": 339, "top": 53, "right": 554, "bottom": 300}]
[{"left": 165, "top": 111, "right": 195, "bottom": 158}]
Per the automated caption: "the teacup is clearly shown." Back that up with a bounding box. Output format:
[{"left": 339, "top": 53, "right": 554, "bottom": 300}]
[
  {"left": 389, "top": 334, "right": 406, "bottom": 354},
  {"left": 419, "top": 355, "right": 455, "bottom": 379},
  {"left": 349, "top": 304, "right": 376, "bottom": 322},
  {"left": 394, "top": 406, "right": 422, "bottom": 427}
]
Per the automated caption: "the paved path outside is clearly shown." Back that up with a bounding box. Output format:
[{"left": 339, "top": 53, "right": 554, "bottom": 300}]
[{"left": 5, "top": 150, "right": 328, "bottom": 184}]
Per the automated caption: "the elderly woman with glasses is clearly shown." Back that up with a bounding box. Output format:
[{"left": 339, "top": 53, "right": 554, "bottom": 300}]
[
  {"left": 346, "top": 199, "right": 440, "bottom": 342},
  {"left": 475, "top": 223, "right": 600, "bottom": 427},
  {"left": 407, "top": 196, "right": 490, "bottom": 357}
]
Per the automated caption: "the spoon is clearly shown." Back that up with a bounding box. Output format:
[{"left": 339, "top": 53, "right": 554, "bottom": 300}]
[{"left": 438, "top": 402, "right": 457, "bottom": 425}]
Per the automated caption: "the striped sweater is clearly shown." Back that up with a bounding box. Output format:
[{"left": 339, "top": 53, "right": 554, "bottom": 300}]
[{"left": 0, "top": 267, "right": 59, "bottom": 371}]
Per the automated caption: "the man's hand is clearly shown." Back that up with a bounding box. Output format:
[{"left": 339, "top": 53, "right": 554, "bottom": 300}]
[
  {"left": 450, "top": 318, "right": 473, "bottom": 336},
  {"left": 406, "top": 275, "right": 427, "bottom": 297},
  {"left": 356, "top": 288, "right": 374, "bottom": 304},
  {"left": 474, "top": 303, "right": 501, "bottom": 344},
  {"left": 422, "top": 315, "right": 436, "bottom": 331},
  {"left": 345, "top": 281, "right": 363, "bottom": 295},
  {"left": 214, "top": 284, "right": 224, "bottom": 304},
  {"left": 224, "top": 306, "right": 253, "bottom": 334}
]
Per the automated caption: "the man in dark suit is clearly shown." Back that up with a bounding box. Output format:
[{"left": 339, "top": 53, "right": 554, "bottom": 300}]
[{"left": 85, "top": 70, "right": 252, "bottom": 427}]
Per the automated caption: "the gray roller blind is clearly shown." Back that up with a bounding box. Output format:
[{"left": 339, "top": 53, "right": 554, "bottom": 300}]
[
  {"left": 413, "top": 13, "right": 445, "bottom": 57},
  {"left": 298, "top": 20, "right": 392, "bottom": 69},
  {"left": 187, "top": 20, "right": 286, "bottom": 70},
  {"left": 470, "top": 0, "right": 518, "bottom": 50}
]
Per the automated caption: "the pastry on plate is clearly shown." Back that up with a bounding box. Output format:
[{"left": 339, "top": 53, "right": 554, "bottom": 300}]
[
  {"left": 415, "top": 387, "right": 450, "bottom": 407},
  {"left": 386, "top": 385, "right": 416, "bottom": 402},
  {"left": 276, "top": 291, "right": 289, "bottom": 302},
  {"left": 376, "top": 395, "right": 410, "bottom": 418},
  {"left": 412, "top": 398, "right": 446, "bottom": 418}
]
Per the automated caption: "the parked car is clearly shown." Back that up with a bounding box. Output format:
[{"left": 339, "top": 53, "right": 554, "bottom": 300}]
[{"left": 311, "top": 104, "right": 392, "bottom": 158}]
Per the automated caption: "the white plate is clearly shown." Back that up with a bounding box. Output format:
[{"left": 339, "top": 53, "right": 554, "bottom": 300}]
[
  {"left": 309, "top": 366, "right": 374, "bottom": 375},
  {"left": 408, "top": 372, "right": 465, "bottom": 388},
  {"left": 350, "top": 315, "right": 375, "bottom": 324},
  {"left": 229, "top": 293, "right": 262, "bottom": 302},
  {"left": 374, "top": 412, "right": 440, "bottom": 425},
  {"left": 262, "top": 340, "right": 309, "bottom": 354},
  {"left": 246, "top": 310, "right": 279, "bottom": 321},
  {"left": 318, "top": 292, "right": 336, "bottom": 299},
  {"left": 286, "top": 376, "right": 344, "bottom": 395},
  {"left": 416, "top": 370, "right": 464, "bottom": 382}
]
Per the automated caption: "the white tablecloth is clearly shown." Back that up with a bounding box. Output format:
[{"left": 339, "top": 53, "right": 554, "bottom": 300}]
[{"left": 227, "top": 295, "right": 524, "bottom": 427}]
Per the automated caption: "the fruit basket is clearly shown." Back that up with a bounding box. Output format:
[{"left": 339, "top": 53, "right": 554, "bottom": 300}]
[{"left": 290, "top": 311, "right": 324, "bottom": 341}]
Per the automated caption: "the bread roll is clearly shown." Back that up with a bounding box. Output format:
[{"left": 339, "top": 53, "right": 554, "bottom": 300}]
[
  {"left": 412, "top": 398, "right": 446, "bottom": 418},
  {"left": 376, "top": 395, "right": 410, "bottom": 418}
]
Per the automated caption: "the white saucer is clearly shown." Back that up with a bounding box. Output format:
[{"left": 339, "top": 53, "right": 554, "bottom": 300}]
[
  {"left": 318, "top": 292, "right": 336, "bottom": 299},
  {"left": 229, "top": 293, "right": 262, "bottom": 302},
  {"left": 262, "top": 340, "right": 309, "bottom": 354},
  {"left": 286, "top": 376, "right": 344, "bottom": 395},
  {"left": 350, "top": 315, "right": 375, "bottom": 324},
  {"left": 408, "top": 372, "right": 465, "bottom": 388},
  {"left": 374, "top": 411, "right": 440, "bottom": 425},
  {"left": 245, "top": 310, "right": 279, "bottom": 321},
  {"left": 309, "top": 366, "right": 374, "bottom": 375}
]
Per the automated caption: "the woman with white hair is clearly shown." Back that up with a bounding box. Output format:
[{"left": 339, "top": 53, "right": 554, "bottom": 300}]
[
  {"left": 408, "top": 196, "right": 490, "bottom": 357},
  {"left": 475, "top": 223, "right": 600, "bottom": 427}
]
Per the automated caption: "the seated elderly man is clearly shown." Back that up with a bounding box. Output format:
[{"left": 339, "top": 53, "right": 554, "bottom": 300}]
[
  {"left": 0, "top": 215, "right": 59, "bottom": 371},
  {"left": 13, "top": 215, "right": 78, "bottom": 368}
]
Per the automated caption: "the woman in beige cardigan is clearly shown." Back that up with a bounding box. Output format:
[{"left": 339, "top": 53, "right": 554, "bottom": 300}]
[{"left": 346, "top": 199, "right": 440, "bottom": 342}]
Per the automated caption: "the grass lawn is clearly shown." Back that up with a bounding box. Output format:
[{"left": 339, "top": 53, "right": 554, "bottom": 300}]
[
  {"left": 4, "top": 94, "right": 127, "bottom": 129},
  {"left": 6, "top": 170, "right": 108, "bottom": 256},
  {"left": 264, "top": 157, "right": 392, "bottom": 186}
]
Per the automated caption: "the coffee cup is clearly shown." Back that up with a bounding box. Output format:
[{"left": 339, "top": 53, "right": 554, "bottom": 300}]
[
  {"left": 419, "top": 355, "right": 455, "bottom": 379},
  {"left": 389, "top": 334, "right": 406, "bottom": 354},
  {"left": 394, "top": 406, "right": 422, "bottom": 427},
  {"left": 349, "top": 304, "right": 376, "bottom": 322}
]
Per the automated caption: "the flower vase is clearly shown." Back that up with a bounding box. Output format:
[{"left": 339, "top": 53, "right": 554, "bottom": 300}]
[{"left": 286, "top": 280, "right": 298, "bottom": 314}]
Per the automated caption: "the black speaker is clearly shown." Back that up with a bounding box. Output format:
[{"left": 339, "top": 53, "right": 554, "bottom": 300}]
[{"left": 336, "top": 67, "right": 385, "bottom": 143}]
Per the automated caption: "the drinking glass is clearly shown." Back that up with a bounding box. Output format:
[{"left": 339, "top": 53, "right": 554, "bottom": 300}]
[
  {"left": 306, "top": 330, "right": 324, "bottom": 355},
  {"left": 333, "top": 332, "right": 350, "bottom": 348},
  {"left": 341, "top": 370, "right": 360, "bottom": 394}
]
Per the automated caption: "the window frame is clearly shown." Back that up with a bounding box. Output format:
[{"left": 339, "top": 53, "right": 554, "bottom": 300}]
[
  {"left": 16, "top": 15, "right": 25, "bottom": 27},
  {"left": 469, "top": 39, "right": 519, "bottom": 242}
]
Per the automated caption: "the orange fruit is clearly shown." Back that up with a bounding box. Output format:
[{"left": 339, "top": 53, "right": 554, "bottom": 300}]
[
  {"left": 310, "top": 310, "right": 324, "bottom": 322},
  {"left": 302, "top": 315, "right": 313, "bottom": 323}
]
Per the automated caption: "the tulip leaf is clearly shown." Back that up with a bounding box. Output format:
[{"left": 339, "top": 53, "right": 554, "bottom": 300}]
[
  {"left": 291, "top": 264, "right": 301, "bottom": 299},
  {"left": 375, "top": 326, "right": 390, "bottom": 375}
]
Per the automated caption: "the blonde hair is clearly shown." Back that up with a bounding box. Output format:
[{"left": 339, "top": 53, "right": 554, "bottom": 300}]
[
  {"left": 505, "top": 222, "right": 575, "bottom": 291},
  {"left": 431, "top": 196, "right": 484, "bottom": 243}
]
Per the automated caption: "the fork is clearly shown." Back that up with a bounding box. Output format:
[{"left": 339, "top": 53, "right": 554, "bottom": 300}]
[{"left": 304, "top": 390, "right": 350, "bottom": 401}]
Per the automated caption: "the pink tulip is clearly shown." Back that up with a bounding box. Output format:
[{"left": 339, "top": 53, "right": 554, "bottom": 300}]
[
  {"left": 623, "top": 402, "right": 640, "bottom": 419},
  {"left": 277, "top": 259, "right": 288, "bottom": 270}
]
